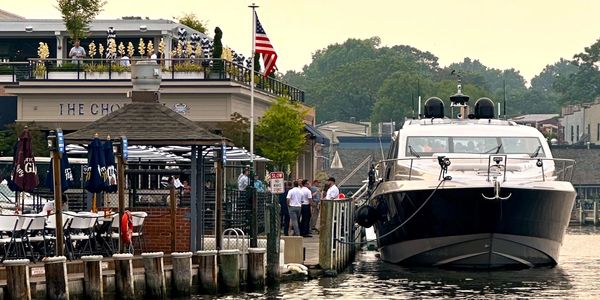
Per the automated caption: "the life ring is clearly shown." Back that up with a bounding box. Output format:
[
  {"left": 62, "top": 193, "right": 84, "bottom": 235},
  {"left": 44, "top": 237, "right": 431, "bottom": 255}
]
[{"left": 120, "top": 210, "right": 133, "bottom": 245}]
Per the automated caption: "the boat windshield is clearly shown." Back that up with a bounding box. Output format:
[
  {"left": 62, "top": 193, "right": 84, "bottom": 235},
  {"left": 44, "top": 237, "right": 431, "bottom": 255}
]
[{"left": 406, "top": 136, "right": 545, "bottom": 157}]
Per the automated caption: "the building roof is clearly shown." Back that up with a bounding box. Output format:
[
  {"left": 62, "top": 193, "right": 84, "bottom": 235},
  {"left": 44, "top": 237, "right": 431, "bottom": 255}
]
[
  {"left": 65, "top": 102, "right": 230, "bottom": 146},
  {"left": 0, "top": 18, "right": 207, "bottom": 38},
  {"left": 510, "top": 114, "right": 559, "bottom": 123},
  {"left": 0, "top": 9, "right": 24, "bottom": 20}
]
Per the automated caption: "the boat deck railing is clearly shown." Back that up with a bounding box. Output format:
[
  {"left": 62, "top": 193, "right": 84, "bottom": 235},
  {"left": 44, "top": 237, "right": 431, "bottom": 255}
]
[{"left": 377, "top": 155, "right": 576, "bottom": 183}]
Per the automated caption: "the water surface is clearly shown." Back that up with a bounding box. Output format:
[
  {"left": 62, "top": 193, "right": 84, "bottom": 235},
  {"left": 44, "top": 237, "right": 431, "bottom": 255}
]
[{"left": 195, "top": 227, "right": 600, "bottom": 299}]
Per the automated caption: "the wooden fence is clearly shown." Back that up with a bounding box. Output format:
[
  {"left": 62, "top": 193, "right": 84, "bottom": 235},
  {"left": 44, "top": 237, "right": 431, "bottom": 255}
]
[{"left": 318, "top": 199, "right": 362, "bottom": 273}]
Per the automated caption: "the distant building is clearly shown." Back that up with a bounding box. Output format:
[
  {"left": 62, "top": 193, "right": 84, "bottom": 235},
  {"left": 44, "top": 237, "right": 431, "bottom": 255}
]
[
  {"left": 510, "top": 114, "right": 559, "bottom": 136},
  {"left": 558, "top": 100, "right": 600, "bottom": 145},
  {"left": 316, "top": 120, "right": 372, "bottom": 144}
]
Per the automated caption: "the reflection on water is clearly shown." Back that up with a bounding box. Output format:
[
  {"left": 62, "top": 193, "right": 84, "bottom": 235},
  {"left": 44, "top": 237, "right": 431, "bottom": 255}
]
[{"left": 194, "top": 227, "right": 600, "bottom": 299}]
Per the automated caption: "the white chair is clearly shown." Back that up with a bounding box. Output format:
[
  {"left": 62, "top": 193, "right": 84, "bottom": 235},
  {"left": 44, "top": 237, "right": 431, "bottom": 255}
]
[
  {"left": 0, "top": 215, "right": 21, "bottom": 260},
  {"left": 67, "top": 213, "right": 97, "bottom": 257},
  {"left": 21, "top": 215, "right": 47, "bottom": 260},
  {"left": 45, "top": 213, "right": 73, "bottom": 257},
  {"left": 131, "top": 212, "right": 148, "bottom": 252}
]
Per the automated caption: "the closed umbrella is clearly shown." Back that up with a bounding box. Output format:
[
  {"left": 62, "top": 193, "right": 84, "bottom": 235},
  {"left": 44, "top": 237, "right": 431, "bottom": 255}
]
[
  {"left": 45, "top": 151, "right": 74, "bottom": 193},
  {"left": 84, "top": 137, "right": 106, "bottom": 212},
  {"left": 103, "top": 140, "right": 118, "bottom": 193},
  {"left": 11, "top": 128, "right": 39, "bottom": 212}
]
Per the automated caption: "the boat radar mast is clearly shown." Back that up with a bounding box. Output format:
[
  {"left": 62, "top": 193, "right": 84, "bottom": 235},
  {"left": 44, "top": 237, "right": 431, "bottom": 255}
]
[{"left": 449, "top": 74, "right": 470, "bottom": 120}]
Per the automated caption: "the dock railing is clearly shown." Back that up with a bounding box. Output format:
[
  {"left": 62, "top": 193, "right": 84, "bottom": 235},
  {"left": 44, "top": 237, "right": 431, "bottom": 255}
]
[{"left": 319, "top": 198, "right": 361, "bottom": 273}]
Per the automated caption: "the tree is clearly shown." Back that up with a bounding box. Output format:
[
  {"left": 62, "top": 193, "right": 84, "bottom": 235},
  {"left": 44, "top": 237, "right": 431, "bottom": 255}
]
[
  {"left": 178, "top": 13, "right": 207, "bottom": 34},
  {"left": 256, "top": 98, "right": 307, "bottom": 170},
  {"left": 212, "top": 27, "right": 223, "bottom": 72},
  {"left": 56, "top": 0, "right": 106, "bottom": 41},
  {"left": 218, "top": 112, "right": 250, "bottom": 150},
  {"left": 0, "top": 123, "right": 49, "bottom": 157}
]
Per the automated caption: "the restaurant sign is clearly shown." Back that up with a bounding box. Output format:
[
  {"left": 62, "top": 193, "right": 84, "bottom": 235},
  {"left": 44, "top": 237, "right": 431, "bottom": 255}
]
[{"left": 59, "top": 103, "right": 124, "bottom": 116}]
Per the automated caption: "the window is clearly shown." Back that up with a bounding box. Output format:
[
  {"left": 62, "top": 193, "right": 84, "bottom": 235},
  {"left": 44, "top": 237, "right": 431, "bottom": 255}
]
[
  {"left": 597, "top": 123, "right": 599, "bottom": 142},
  {"left": 571, "top": 126, "right": 574, "bottom": 142},
  {"left": 577, "top": 125, "right": 580, "bottom": 142},
  {"left": 406, "top": 136, "right": 544, "bottom": 157}
]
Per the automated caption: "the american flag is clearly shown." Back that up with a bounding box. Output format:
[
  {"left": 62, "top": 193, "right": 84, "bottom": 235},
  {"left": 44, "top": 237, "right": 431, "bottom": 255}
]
[{"left": 254, "top": 12, "right": 278, "bottom": 77}]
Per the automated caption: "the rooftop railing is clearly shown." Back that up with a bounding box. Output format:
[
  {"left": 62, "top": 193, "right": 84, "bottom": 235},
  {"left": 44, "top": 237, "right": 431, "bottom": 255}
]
[{"left": 0, "top": 58, "right": 304, "bottom": 102}]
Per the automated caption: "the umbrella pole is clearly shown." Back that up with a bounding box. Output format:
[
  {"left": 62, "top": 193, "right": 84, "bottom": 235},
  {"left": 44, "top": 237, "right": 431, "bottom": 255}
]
[
  {"left": 15, "top": 191, "right": 19, "bottom": 214},
  {"left": 21, "top": 192, "right": 25, "bottom": 214},
  {"left": 92, "top": 193, "right": 97, "bottom": 213}
]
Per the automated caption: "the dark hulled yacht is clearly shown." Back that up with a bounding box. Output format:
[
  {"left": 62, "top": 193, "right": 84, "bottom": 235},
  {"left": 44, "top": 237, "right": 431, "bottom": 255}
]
[{"left": 364, "top": 81, "right": 576, "bottom": 269}]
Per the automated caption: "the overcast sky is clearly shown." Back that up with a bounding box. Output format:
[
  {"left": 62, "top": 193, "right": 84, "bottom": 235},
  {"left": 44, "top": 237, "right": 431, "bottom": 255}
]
[{"left": 3, "top": 0, "right": 600, "bottom": 82}]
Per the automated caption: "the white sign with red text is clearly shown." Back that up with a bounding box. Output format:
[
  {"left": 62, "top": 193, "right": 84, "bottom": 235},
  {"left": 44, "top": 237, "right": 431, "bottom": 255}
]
[{"left": 270, "top": 172, "right": 285, "bottom": 194}]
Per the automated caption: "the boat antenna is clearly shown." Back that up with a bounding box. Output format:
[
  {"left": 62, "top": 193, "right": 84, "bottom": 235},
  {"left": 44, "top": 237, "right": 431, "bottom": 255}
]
[{"left": 449, "top": 70, "right": 470, "bottom": 120}]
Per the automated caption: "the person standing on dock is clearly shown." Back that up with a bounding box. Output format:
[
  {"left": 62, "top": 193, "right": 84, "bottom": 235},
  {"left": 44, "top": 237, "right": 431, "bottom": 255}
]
[
  {"left": 279, "top": 181, "right": 292, "bottom": 236},
  {"left": 287, "top": 180, "right": 303, "bottom": 236},
  {"left": 310, "top": 179, "right": 321, "bottom": 233},
  {"left": 300, "top": 179, "right": 313, "bottom": 237},
  {"left": 325, "top": 177, "right": 340, "bottom": 200}
]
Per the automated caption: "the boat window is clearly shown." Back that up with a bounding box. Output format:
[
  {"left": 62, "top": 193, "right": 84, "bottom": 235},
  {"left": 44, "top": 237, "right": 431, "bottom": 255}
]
[
  {"left": 453, "top": 137, "right": 499, "bottom": 154},
  {"left": 405, "top": 136, "right": 545, "bottom": 157},
  {"left": 406, "top": 137, "right": 449, "bottom": 156},
  {"left": 500, "top": 137, "right": 545, "bottom": 157}
]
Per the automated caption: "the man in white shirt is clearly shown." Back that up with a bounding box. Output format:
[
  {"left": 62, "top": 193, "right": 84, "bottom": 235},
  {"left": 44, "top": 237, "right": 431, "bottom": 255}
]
[
  {"left": 325, "top": 177, "right": 340, "bottom": 200},
  {"left": 237, "top": 168, "right": 250, "bottom": 191},
  {"left": 69, "top": 40, "right": 86, "bottom": 61},
  {"left": 299, "top": 179, "right": 313, "bottom": 237},
  {"left": 286, "top": 181, "right": 303, "bottom": 236}
]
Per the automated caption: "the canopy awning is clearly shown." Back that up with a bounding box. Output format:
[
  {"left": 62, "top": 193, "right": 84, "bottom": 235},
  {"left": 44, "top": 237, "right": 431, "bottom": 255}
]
[{"left": 305, "top": 124, "right": 330, "bottom": 146}]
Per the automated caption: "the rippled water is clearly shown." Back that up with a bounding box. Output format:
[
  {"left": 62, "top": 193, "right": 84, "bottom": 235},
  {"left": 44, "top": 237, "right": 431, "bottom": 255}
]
[{"left": 195, "top": 227, "right": 600, "bottom": 299}]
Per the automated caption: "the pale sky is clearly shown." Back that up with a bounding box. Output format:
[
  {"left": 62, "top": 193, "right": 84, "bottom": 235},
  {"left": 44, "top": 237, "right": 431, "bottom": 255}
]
[{"left": 3, "top": 0, "right": 600, "bottom": 81}]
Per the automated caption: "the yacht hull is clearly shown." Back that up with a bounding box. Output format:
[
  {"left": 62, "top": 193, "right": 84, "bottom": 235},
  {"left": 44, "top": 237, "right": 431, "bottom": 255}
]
[{"left": 373, "top": 185, "right": 575, "bottom": 269}]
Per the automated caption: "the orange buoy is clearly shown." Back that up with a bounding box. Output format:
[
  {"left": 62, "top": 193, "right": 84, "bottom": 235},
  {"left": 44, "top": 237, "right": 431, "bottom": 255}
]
[{"left": 120, "top": 210, "right": 133, "bottom": 245}]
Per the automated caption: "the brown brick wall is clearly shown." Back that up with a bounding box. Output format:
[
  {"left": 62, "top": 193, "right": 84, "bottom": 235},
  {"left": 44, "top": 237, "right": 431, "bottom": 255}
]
[{"left": 130, "top": 207, "right": 191, "bottom": 253}]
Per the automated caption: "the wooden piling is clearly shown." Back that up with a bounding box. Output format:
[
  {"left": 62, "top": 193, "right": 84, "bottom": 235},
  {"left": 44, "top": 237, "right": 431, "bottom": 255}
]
[
  {"left": 579, "top": 203, "right": 585, "bottom": 225},
  {"left": 266, "top": 200, "right": 281, "bottom": 283},
  {"left": 171, "top": 252, "right": 193, "bottom": 296},
  {"left": 196, "top": 250, "right": 218, "bottom": 293},
  {"left": 4, "top": 259, "right": 31, "bottom": 300},
  {"left": 113, "top": 253, "right": 135, "bottom": 300},
  {"left": 248, "top": 248, "right": 266, "bottom": 289},
  {"left": 219, "top": 249, "right": 240, "bottom": 293},
  {"left": 81, "top": 255, "right": 104, "bottom": 300},
  {"left": 142, "top": 252, "right": 166, "bottom": 298},
  {"left": 44, "top": 256, "right": 69, "bottom": 300}
]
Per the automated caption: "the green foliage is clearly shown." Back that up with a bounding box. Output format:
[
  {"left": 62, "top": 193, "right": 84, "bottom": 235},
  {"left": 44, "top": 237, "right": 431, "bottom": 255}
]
[
  {"left": 218, "top": 112, "right": 250, "bottom": 150},
  {"left": 0, "top": 123, "right": 49, "bottom": 157},
  {"left": 178, "top": 13, "right": 208, "bottom": 34},
  {"left": 83, "top": 63, "right": 130, "bottom": 73},
  {"left": 256, "top": 98, "right": 307, "bottom": 170},
  {"left": 171, "top": 62, "right": 203, "bottom": 72},
  {"left": 56, "top": 0, "right": 106, "bottom": 41}
]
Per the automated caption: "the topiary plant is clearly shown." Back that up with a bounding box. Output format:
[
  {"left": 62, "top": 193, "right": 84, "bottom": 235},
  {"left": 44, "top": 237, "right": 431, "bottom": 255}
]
[{"left": 212, "top": 27, "right": 223, "bottom": 74}]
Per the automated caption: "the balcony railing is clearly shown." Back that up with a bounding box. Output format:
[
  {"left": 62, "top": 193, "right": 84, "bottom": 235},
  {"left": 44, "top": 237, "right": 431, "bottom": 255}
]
[{"left": 0, "top": 58, "right": 304, "bottom": 102}]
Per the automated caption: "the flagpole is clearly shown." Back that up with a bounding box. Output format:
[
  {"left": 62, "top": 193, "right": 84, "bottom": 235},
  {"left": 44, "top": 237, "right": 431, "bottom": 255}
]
[{"left": 249, "top": 3, "right": 258, "bottom": 169}]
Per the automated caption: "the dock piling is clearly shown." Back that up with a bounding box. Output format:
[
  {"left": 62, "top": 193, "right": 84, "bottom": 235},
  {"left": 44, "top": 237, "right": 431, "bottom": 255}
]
[
  {"left": 196, "top": 250, "right": 218, "bottom": 293},
  {"left": 171, "top": 252, "right": 193, "bottom": 296},
  {"left": 142, "top": 252, "right": 166, "bottom": 298},
  {"left": 219, "top": 249, "right": 240, "bottom": 293},
  {"left": 113, "top": 253, "right": 135, "bottom": 299},
  {"left": 248, "top": 248, "right": 266, "bottom": 289},
  {"left": 81, "top": 255, "right": 104, "bottom": 300},
  {"left": 44, "top": 256, "right": 69, "bottom": 300},
  {"left": 4, "top": 259, "right": 31, "bottom": 300}
]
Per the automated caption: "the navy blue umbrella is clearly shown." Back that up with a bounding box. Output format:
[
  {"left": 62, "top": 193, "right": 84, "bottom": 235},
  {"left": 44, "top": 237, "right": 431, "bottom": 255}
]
[
  {"left": 103, "top": 140, "right": 118, "bottom": 193},
  {"left": 84, "top": 138, "right": 107, "bottom": 193},
  {"left": 45, "top": 151, "right": 73, "bottom": 193}
]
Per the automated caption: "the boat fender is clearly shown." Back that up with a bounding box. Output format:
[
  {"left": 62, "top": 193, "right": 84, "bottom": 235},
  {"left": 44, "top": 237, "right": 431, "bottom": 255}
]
[
  {"left": 356, "top": 205, "right": 379, "bottom": 228},
  {"left": 120, "top": 210, "right": 133, "bottom": 245}
]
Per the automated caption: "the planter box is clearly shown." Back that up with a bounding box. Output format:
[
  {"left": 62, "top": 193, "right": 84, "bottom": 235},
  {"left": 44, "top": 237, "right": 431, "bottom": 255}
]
[
  {"left": 85, "top": 72, "right": 109, "bottom": 80},
  {"left": 47, "top": 71, "right": 79, "bottom": 80},
  {"left": 110, "top": 72, "right": 131, "bottom": 80},
  {"left": 168, "top": 71, "right": 205, "bottom": 80},
  {"left": 0, "top": 74, "right": 15, "bottom": 82}
]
